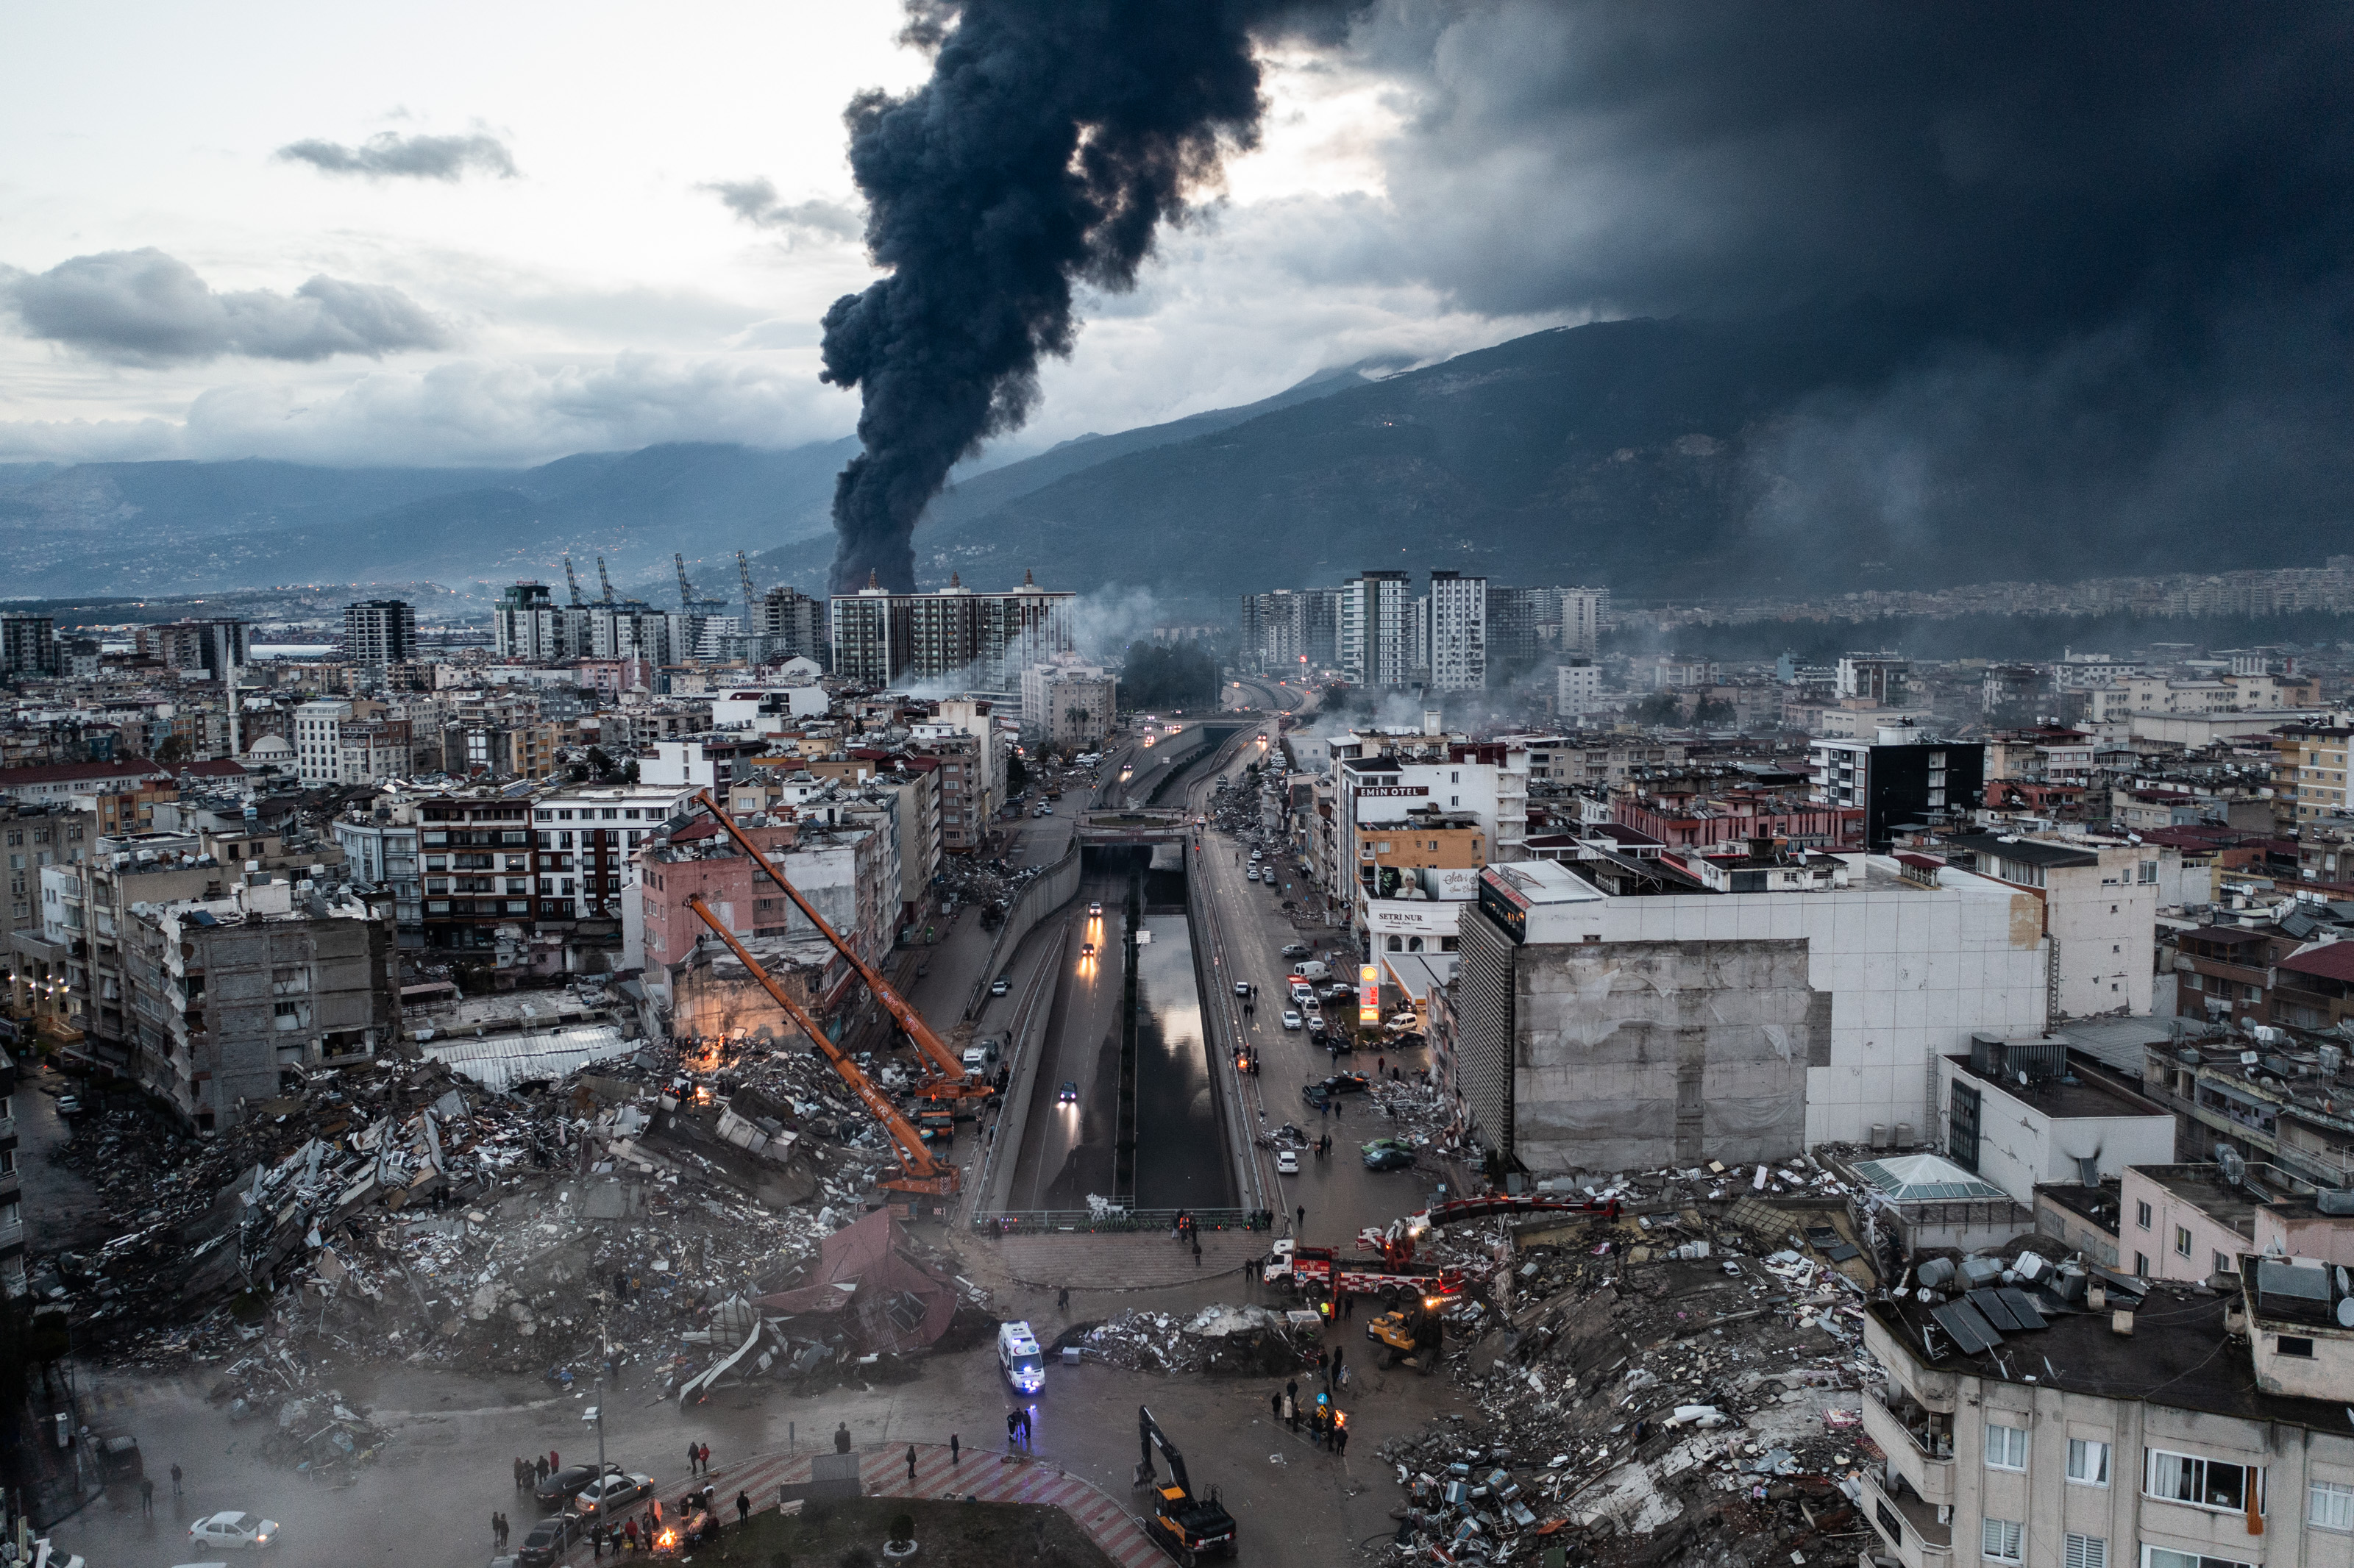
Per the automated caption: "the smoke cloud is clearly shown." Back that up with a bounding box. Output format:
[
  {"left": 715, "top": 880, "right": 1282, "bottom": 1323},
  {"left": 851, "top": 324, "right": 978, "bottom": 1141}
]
[
  {"left": 277, "top": 131, "right": 518, "bottom": 182},
  {"left": 817, "top": 0, "right": 1358, "bottom": 593},
  {"left": 2, "top": 249, "right": 450, "bottom": 366}
]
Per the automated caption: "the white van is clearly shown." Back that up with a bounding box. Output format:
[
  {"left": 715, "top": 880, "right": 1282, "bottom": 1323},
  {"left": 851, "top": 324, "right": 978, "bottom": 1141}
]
[
  {"left": 998, "top": 1321, "right": 1045, "bottom": 1392},
  {"left": 1291, "top": 960, "right": 1330, "bottom": 983}
]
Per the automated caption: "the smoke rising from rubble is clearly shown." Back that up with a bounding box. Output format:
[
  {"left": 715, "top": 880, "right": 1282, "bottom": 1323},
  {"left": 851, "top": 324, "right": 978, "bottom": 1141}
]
[{"left": 817, "top": 0, "right": 1362, "bottom": 594}]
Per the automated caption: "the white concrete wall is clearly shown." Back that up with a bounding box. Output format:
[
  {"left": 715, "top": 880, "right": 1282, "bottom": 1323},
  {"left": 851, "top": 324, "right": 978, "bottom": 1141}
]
[
  {"left": 1554, "top": 862, "right": 2049, "bottom": 1146},
  {"left": 1935, "top": 1057, "right": 2177, "bottom": 1205}
]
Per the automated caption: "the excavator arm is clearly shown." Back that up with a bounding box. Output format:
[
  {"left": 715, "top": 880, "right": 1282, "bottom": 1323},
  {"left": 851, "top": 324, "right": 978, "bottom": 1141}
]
[
  {"left": 683, "top": 894, "right": 955, "bottom": 1196},
  {"left": 689, "top": 789, "right": 981, "bottom": 1095},
  {"left": 1137, "top": 1405, "right": 1192, "bottom": 1497}
]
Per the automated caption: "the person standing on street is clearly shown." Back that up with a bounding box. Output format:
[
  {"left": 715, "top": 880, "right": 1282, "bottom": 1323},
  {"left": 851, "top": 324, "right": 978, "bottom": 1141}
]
[
  {"left": 1006, "top": 1411, "right": 1019, "bottom": 1450},
  {"left": 1335, "top": 1421, "right": 1349, "bottom": 1458},
  {"left": 171, "top": 1461, "right": 184, "bottom": 1497},
  {"left": 835, "top": 1422, "right": 853, "bottom": 1454},
  {"left": 700, "top": 1442, "right": 712, "bottom": 1475},
  {"left": 140, "top": 1477, "right": 154, "bottom": 1514},
  {"left": 907, "top": 1444, "right": 919, "bottom": 1483},
  {"left": 687, "top": 1440, "right": 700, "bottom": 1476},
  {"left": 950, "top": 1433, "right": 961, "bottom": 1465},
  {"left": 736, "top": 1492, "right": 750, "bottom": 1525}
]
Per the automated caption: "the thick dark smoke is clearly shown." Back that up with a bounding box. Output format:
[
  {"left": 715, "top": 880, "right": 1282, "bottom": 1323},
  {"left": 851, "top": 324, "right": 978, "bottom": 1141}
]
[{"left": 819, "top": 0, "right": 1350, "bottom": 592}]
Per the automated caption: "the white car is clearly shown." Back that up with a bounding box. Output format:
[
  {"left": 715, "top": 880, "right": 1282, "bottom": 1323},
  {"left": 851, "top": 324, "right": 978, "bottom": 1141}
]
[
  {"left": 574, "top": 1472, "right": 655, "bottom": 1516},
  {"left": 1245, "top": 867, "right": 1259, "bottom": 881},
  {"left": 1281, "top": 1010, "right": 1303, "bottom": 1030},
  {"left": 188, "top": 1512, "right": 280, "bottom": 1550},
  {"left": 1275, "top": 1150, "right": 1301, "bottom": 1175},
  {"left": 1233, "top": 981, "right": 1251, "bottom": 997}
]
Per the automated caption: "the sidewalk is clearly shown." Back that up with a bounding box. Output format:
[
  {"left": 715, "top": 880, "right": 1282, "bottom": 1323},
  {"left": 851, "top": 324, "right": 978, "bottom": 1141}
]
[
  {"left": 997, "top": 1229, "right": 1267, "bottom": 1291},
  {"left": 555, "top": 1443, "right": 1160, "bottom": 1568}
]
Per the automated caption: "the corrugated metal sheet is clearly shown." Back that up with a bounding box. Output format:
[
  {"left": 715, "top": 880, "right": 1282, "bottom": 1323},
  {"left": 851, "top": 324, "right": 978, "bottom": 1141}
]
[{"left": 422, "top": 1024, "right": 631, "bottom": 1091}]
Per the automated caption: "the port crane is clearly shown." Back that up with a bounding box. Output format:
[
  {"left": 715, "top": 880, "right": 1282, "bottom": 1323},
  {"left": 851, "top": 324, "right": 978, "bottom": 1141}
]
[
  {"left": 595, "top": 556, "right": 616, "bottom": 605},
  {"left": 682, "top": 895, "right": 955, "bottom": 1199},
  {"left": 736, "top": 551, "right": 758, "bottom": 618},
  {"left": 687, "top": 790, "right": 993, "bottom": 1105},
  {"left": 563, "top": 556, "right": 585, "bottom": 607},
  {"left": 675, "top": 552, "right": 697, "bottom": 607}
]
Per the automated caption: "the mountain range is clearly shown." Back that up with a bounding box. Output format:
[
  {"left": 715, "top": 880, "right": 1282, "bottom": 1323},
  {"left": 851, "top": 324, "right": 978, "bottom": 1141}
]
[{"left": 1, "top": 315, "right": 2324, "bottom": 614}]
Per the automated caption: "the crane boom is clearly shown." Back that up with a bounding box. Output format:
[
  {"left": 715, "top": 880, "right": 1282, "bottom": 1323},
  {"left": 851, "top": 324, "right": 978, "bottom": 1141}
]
[
  {"left": 689, "top": 788, "right": 978, "bottom": 1094},
  {"left": 596, "top": 555, "right": 616, "bottom": 604},
  {"left": 737, "top": 550, "right": 758, "bottom": 616},
  {"left": 683, "top": 895, "right": 955, "bottom": 1195},
  {"left": 675, "top": 552, "right": 696, "bottom": 607},
  {"left": 563, "top": 555, "right": 585, "bottom": 607}
]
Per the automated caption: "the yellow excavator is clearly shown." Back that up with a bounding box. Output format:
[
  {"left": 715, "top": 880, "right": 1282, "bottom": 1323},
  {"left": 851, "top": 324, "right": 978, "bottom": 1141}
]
[
  {"left": 1365, "top": 1293, "right": 1446, "bottom": 1370},
  {"left": 1136, "top": 1405, "right": 1236, "bottom": 1566}
]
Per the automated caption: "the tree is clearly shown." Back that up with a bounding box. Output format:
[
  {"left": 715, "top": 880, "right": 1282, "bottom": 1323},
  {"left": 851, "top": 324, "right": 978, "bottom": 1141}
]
[
  {"left": 622, "top": 760, "right": 641, "bottom": 785},
  {"left": 1691, "top": 696, "right": 1736, "bottom": 727},
  {"left": 1005, "top": 749, "right": 1030, "bottom": 797},
  {"left": 154, "top": 732, "right": 188, "bottom": 766},
  {"left": 1628, "top": 691, "right": 1685, "bottom": 727}
]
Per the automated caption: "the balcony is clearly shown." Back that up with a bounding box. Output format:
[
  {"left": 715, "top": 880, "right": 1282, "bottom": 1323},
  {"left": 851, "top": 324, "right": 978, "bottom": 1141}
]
[
  {"left": 1863, "top": 1383, "right": 1955, "bottom": 1506},
  {"left": 1860, "top": 1469, "right": 1952, "bottom": 1568}
]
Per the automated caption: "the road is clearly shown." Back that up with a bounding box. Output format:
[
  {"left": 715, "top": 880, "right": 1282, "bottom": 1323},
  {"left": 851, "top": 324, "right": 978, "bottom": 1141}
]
[{"left": 1181, "top": 686, "right": 1453, "bottom": 1252}]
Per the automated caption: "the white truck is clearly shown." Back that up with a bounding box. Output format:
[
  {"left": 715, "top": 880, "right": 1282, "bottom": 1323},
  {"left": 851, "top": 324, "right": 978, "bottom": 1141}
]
[
  {"left": 998, "top": 1320, "right": 1045, "bottom": 1393},
  {"left": 1291, "top": 960, "right": 1331, "bottom": 983}
]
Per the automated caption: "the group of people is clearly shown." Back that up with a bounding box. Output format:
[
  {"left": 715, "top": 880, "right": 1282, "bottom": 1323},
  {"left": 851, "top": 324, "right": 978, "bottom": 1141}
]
[
  {"left": 1005, "top": 1407, "right": 1035, "bottom": 1449},
  {"left": 1270, "top": 1376, "right": 1351, "bottom": 1455},
  {"left": 513, "top": 1450, "right": 564, "bottom": 1489}
]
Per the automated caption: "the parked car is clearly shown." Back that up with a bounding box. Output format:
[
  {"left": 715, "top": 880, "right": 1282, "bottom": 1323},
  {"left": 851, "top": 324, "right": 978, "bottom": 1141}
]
[
  {"left": 516, "top": 1513, "right": 586, "bottom": 1568},
  {"left": 1275, "top": 1150, "right": 1301, "bottom": 1175},
  {"left": 54, "top": 1093, "right": 83, "bottom": 1116},
  {"left": 1299, "top": 1084, "right": 1333, "bottom": 1108},
  {"left": 187, "top": 1513, "right": 279, "bottom": 1550},
  {"left": 1281, "top": 1010, "right": 1303, "bottom": 1030},
  {"left": 1245, "top": 867, "right": 1259, "bottom": 881},
  {"left": 573, "top": 1472, "right": 653, "bottom": 1517},
  {"left": 1233, "top": 980, "right": 1251, "bottom": 997},
  {"left": 1364, "top": 1147, "right": 1415, "bottom": 1172},
  {"left": 1362, "top": 1138, "right": 1412, "bottom": 1155},
  {"left": 533, "top": 1463, "right": 614, "bottom": 1511},
  {"left": 1281, "top": 943, "right": 1310, "bottom": 958},
  {"left": 1317, "top": 1072, "right": 1372, "bottom": 1097}
]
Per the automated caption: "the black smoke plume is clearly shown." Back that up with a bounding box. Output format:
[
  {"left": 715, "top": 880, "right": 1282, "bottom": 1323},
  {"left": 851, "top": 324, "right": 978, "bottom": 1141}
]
[{"left": 819, "top": 0, "right": 1345, "bottom": 592}]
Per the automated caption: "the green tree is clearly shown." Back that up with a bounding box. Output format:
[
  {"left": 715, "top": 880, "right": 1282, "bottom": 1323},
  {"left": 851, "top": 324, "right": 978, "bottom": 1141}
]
[
  {"left": 1628, "top": 691, "right": 1685, "bottom": 727},
  {"left": 1691, "top": 696, "right": 1736, "bottom": 726},
  {"left": 1005, "top": 749, "right": 1030, "bottom": 797}
]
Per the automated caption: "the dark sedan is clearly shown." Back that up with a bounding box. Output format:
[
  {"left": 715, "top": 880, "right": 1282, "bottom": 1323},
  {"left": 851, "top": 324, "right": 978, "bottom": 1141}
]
[
  {"left": 532, "top": 1463, "right": 618, "bottom": 1512},
  {"left": 1364, "top": 1147, "right": 1416, "bottom": 1172},
  {"left": 517, "top": 1513, "right": 586, "bottom": 1568}
]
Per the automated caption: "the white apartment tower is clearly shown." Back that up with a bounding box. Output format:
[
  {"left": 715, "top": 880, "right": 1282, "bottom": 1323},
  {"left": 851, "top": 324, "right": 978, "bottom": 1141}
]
[{"left": 1426, "top": 571, "right": 1488, "bottom": 692}]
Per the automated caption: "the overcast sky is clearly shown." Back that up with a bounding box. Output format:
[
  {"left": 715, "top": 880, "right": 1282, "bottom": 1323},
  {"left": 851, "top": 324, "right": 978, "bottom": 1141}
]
[
  {"left": 0, "top": 0, "right": 1543, "bottom": 468},
  {"left": 3, "top": 1, "right": 2344, "bottom": 497}
]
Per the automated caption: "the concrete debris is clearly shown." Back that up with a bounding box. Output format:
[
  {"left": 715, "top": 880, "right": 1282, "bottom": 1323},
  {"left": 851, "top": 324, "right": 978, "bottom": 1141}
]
[
  {"left": 41, "top": 1013, "right": 984, "bottom": 1435},
  {"left": 1055, "top": 1302, "right": 1318, "bottom": 1376},
  {"left": 1370, "top": 1152, "right": 1893, "bottom": 1568}
]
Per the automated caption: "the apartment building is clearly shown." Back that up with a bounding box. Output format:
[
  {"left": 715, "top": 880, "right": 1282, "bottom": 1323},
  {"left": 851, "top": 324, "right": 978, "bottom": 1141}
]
[
  {"left": 1862, "top": 1258, "right": 2354, "bottom": 1568},
  {"left": 2275, "top": 724, "right": 2354, "bottom": 824},
  {"left": 1810, "top": 729, "right": 1985, "bottom": 851},
  {"left": 121, "top": 877, "right": 399, "bottom": 1130},
  {"left": 1020, "top": 658, "right": 1117, "bottom": 748},
  {"left": 1424, "top": 571, "right": 1488, "bottom": 692},
  {"left": 413, "top": 791, "right": 538, "bottom": 954},
  {"left": 341, "top": 599, "right": 418, "bottom": 667},
  {"left": 1449, "top": 855, "right": 2047, "bottom": 1171},
  {"left": 529, "top": 785, "right": 695, "bottom": 922},
  {"left": 1941, "top": 833, "right": 2161, "bottom": 1019},
  {"left": 827, "top": 571, "right": 1073, "bottom": 689},
  {"left": 135, "top": 619, "right": 246, "bottom": 679},
  {"left": 0, "top": 616, "right": 59, "bottom": 679},
  {"left": 1555, "top": 660, "right": 1603, "bottom": 719},
  {"left": 293, "top": 699, "right": 414, "bottom": 786},
  {"left": 1340, "top": 570, "right": 1414, "bottom": 688}
]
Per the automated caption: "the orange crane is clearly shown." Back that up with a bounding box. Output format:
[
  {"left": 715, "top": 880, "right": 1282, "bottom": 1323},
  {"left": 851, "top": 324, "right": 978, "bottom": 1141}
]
[
  {"left": 689, "top": 789, "right": 992, "bottom": 1104},
  {"left": 683, "top": 894, "right": 956, "bottom": 1198}
]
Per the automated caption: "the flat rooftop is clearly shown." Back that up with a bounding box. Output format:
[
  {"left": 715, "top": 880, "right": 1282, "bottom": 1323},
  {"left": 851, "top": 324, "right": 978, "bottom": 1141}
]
[
  {"left": 2130, "top": 1163, "right": 2269, "bottom": 1236},
  {"left": 1871, "top": 1282, "right": 2348, "bottom": 1432},
  {"left": 1949, "top": 1053, "right": 2169, "bottom": 1122}
]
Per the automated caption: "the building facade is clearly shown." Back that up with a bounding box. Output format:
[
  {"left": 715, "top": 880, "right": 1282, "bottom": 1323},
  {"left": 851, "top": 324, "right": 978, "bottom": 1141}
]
[
  {"left": 827, "top": 573, "right": 1073, "bottom": 691},
  {"left": 341, "top": 599, "right": 418, "bottom": 667}
]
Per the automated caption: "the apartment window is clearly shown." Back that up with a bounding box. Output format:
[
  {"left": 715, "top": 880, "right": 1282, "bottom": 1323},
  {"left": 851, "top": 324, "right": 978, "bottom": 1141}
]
[
  {"left": 2144, "top": 1450, "right": 2258, "bottom": 1514},
  {"left": 2311, "top": 1480, "right": 2354, "bottom": 1531},
  {"left": 1985, "top": 1423, "right": 2028, "bottom": 1470},
  {"left": 2141, "top": 1552, "right": 2252, "bottom": 1568},
  {"left": 1982, "top": 1517, "right": 2023, "bottom": 1563},
  {"left": 2136, "top": 1201, "right": 2152, "bottom": 1229},
  {"left": 2066, "top": 1536, "right": 2107, "bottom": 1568},
  {"left": 2069, "top": 1439, "right": 2112, "bottom": 1485},
  {"left": 2175, "top": 1225, "right": 2193, "bottom": 1258},
  {"left": 2214, "top": 1250, "right": 2232, "bottom": 1276},
  {"left": 2277, "top": 1335, "right": 2316, "bottom": 1358}
]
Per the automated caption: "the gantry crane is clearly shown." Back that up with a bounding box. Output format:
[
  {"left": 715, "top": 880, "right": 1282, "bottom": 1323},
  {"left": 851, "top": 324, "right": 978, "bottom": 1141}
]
[
  {"left": 675, "top": 552, "right": 697, "bottom": 608},
  {"left": 737, "top": 550, "right": 758, "bottom": 618},
  {"left": 689, "top": 789, "right": 992, "bottom": 1104},
  {"left": 683, "top": 895, "right": 956, "bottom": 1198},
  {"left": 563, "top": 555, "right": 586, "bottom": 607},
  {"left": 595, "top": 555, "right": 616, "bottom": 605}
]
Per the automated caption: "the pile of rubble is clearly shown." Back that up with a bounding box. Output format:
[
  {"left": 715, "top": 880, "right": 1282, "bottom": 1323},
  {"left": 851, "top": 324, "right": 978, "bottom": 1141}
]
[
  {"left": 41, "top": 1021, "right": 982, "bottom": 1429},
  {"left": 1368, "top": 1159, "right": 1895, "bottom": 1566},
  {"left": 1057, "top": 1303, "right": 1322, "bottom": 1377}
]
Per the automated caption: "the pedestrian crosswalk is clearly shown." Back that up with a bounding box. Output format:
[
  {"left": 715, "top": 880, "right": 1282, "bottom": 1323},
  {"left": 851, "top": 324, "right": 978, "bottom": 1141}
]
[{"left": 554, "top": 1444, "right": 1162, "bottom": 1568}]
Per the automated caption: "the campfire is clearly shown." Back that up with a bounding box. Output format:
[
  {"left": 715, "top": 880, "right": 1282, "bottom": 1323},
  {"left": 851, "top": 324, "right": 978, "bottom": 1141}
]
[{"left": 655, "top": 1528, "right": 680, "bottom": 1553}]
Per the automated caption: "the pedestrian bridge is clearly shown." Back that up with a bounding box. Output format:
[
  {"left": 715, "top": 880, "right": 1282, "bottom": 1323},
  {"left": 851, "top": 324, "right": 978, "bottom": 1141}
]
[{"left": 1076, "top": 810, "right": 1193, "bottom": 845}]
